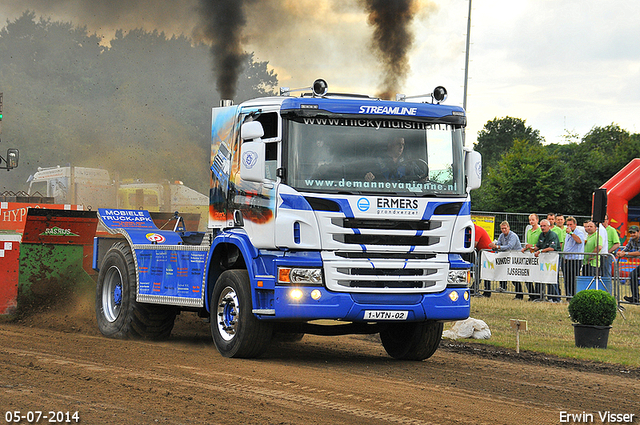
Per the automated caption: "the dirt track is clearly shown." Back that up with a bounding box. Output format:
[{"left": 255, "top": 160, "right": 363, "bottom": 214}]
[{"left": 1, "top": 294, "right": 639, "bottom": 425}]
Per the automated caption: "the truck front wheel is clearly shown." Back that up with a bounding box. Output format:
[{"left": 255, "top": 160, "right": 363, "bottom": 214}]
[
  {"left": 380, "top": 321, "right": 443, "bottom": 361},
  {"left": 210, "top": 269, "right": 273, "bottom": 358},
  {"left": 96, "top": 242, "right": 176, "bottom": 340}
]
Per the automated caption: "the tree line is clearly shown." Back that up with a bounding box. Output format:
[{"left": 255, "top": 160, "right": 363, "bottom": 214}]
[{"left": 472, "top": 117, "right": 640, "bottom": 216}]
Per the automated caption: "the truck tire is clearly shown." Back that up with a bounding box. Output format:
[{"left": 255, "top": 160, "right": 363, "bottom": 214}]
[
  {"left": 96, "top": 242, "right": 176, "bottom": 340},
  {"left": 210, "top": 269, "right": 273, "bottom": 358},
  {"left": 380, "top": 321, "right": 443, "bottom": 361}
]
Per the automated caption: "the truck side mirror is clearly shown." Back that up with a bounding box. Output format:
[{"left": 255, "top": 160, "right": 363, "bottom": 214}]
[
  {"left": 240, "top": 121, "right": 266, "bottom": 182},
  {"left": 241, "top": 121, "right": 264, "bottom": 141},
  {"left": 2, "top": 148, "right": 18, "bottom": 170},
  {"left": 465, "top": 149, "right": 482, "bottom": 191}
]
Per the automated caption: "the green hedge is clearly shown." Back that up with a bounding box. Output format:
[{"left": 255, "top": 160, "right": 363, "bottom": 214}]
[{"left": 568, "top": 289, "right": 617, "bottom": 326}]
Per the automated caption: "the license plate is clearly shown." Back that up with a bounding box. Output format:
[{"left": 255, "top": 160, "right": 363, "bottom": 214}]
[{"left": 363, "top": 310, "right": 408, "bottom": 320}]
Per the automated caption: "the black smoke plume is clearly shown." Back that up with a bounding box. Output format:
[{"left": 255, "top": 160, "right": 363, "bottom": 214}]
[
  {"left": 362, "top": 0, "right": 417, "bottom": 99},
  {"left": 197, "top": 0, "right": 254, "bottom": 100}
]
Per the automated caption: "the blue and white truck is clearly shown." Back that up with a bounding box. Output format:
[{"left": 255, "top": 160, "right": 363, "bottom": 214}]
[{"left": 94, "top": 80, "right": 482, "bottom": 360}]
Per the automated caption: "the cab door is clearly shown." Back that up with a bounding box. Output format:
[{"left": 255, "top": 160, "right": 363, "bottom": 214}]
[{"left": 232, "top": 108, "right": 281, "bottom": 248}]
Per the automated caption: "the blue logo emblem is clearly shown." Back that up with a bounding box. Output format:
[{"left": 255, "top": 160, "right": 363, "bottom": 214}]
[
  {"left": 475, "top": 162, "right": 482, "bottom": 179},
  {"left": 242, "top": 151, "right": 258, "bottom": 169},
  {"left": 357, "top": 197, "right": 370, "bottom": 212}
]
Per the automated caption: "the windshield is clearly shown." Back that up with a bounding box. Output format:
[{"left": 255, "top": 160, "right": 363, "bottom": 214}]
[{"left": 286, "top": 117, "right": 465, "bottom": 196}]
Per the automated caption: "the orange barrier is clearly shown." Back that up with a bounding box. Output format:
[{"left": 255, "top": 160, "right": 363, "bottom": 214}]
[
  {"left": 0, "top": 202, "right": 84, "bottom": 233},
  {"left": 0, "top": 235, "right": 21, "bottom": 314}
]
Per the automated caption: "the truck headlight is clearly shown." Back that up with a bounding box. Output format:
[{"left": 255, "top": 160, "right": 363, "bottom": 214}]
[
  {"left": 278, "top": 267, "right": 324, "bottom": 285},
  {"left": 447, "top": 270, "right": 470, "bottom": 286}
]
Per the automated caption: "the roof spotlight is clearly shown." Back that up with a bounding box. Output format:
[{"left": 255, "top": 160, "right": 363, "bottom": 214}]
[
  {"left": 394, "top": 86, "right": 447, "bottom": 104},
  {"left": 433, "top": 86, "right": 447, "bottom": 103},
  {"left": 279, "top": 79, "right": 329, "bottom": 97},
  {"left": 312, "top": 79, "right": 328, "bottom": 97}
]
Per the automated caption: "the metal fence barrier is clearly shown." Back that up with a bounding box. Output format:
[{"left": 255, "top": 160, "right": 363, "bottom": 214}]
[
  {"left": 471, "top": 211, "right": 591, "bottom": 242},
  {"left": 0, "top": 190, "right": 53, "bottom": 203},
  {"left": 471, "top": 250, "right": 638, "bottom": 306}
]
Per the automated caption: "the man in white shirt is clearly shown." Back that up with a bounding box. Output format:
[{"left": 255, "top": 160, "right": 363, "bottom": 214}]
[
  {"left": 488, "top": 221, "right": 521, "bottom": 294},
  {"left": 563, "top": 216, "right": 587, "bottom": 297}
]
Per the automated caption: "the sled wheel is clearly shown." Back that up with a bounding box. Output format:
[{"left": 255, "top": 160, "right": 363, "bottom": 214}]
[
  {"left": 96, "top": 242, "right": 176, "bottom": 340},
  {"left": 210, "top": 269, "right": 273, "bottom": 358},
  {"left": 380, "top": 321, "right": 443, "bottom": 361}
]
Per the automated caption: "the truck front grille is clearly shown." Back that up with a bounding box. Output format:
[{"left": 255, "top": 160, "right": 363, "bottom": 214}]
[
  {"left": 318, "top": 211, "right": 455, "bottom": 293},
  {"left": 332, "top": 265, "right": 438, "bottom": 290},
  {"left": 339, "top": 218, "right": 438, "bottom": 231},
  {"left": 329, "top": 217, "right": 441, "bottom": 247},
  {"left": 338, "top": 268, "right": 433, "bottom": 276},
  {"left": 334, "top": 233, "right": 439, "bottom": 246},
  {"left": 338, "top": 280, "right": 437, "bottom": 289},
  {"left": 335, "top": 252, "right": 436, "bottom": 260}
]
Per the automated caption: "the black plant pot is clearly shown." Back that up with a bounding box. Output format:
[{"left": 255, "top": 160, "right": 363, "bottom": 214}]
[{"left": 572, "top": 324, "right": 611, "bottom": 349}]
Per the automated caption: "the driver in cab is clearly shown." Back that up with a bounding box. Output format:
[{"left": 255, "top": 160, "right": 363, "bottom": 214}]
[{"left": 364, "top": 137, "right": 427, "bottom": 182}]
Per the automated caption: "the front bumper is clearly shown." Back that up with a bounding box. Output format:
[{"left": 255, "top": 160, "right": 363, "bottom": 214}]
[{"left": 255, "top": 286, "right": 470, "bottom": 322}]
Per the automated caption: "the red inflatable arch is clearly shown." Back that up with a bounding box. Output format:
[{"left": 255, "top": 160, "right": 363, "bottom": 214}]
[{"left": 600, "top": 158, "right": 640, "bottom": 241}]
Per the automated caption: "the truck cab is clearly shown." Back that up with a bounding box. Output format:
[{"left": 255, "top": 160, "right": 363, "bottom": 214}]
[{"left": 205, "top": 81, "right": 481, "bottom": 357}]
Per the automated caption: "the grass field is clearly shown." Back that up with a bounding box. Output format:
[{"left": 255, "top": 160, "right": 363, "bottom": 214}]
[{"left": 445, "top": 294, "right": 640, "bottom": 368}]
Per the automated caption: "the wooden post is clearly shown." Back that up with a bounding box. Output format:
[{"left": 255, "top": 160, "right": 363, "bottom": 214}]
[{"left": 510, "top": 319, "right": 528, "bottom": 354}]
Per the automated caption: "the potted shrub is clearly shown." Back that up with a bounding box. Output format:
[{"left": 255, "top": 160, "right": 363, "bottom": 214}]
[{"left": 568, "top": 289, "right": 617, "bottom": 349}]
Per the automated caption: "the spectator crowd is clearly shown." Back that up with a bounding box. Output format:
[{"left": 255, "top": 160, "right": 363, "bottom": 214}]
[{"left": 475, "top": 212, "right": 639, "bottom": 304}]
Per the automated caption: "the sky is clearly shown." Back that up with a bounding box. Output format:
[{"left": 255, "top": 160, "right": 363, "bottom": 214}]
[{"left": 1, "top": 0, "right": 640, "bottom": 147}]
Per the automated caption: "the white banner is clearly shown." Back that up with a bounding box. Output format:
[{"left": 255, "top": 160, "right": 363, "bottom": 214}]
[{"left": 480, "top": 251, "right": 559, "bottom": 284}]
